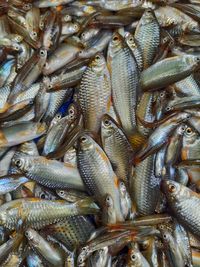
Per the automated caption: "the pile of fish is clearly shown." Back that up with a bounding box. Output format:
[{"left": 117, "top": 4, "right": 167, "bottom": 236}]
[{"left": 1, "top": 0, "right": 200, "bottom": 266}]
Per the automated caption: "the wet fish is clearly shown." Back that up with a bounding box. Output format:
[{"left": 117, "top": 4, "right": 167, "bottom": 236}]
[
  {"left": 77, "top": 134, "right": 124, "bottom": 222},
  {"left": 107, "top": 32, "right": 139, "bottom": 136},
  {"left": 13, "top": 154, "right": 86, "bottom": 191},
  {"left": 78, "top": 53, "right": 111, "bottom": 134}
]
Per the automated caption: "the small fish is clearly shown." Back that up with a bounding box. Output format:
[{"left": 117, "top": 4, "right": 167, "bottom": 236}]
[
  {"left": 13, "top": 154, "right": 86, "bottom": 191},
  {"left": 161, "top": 180, "right": 200, "bottom": 238},
  {"left": 135, "top": 8, "right": 160, "bottom": 69},
  {"left": 77, "top": 134, "right": 124, "bottom": 222},
  {"left": 140, "top": 56, "right": 200, "bottom": 91},
  {"left": 0, "top": 197, "right": 99, "bottom": 230},
  {"left": 25, "top": 228, "right": 65, "bottom": 266},
  {"left": 0, "top": 174, "right": 29, "bottom": 194},
  {"left": 0, "top": 122, "right": 46, "bottom": 148},
  {"left": 79, "top": 53, "right": 111, "bottom": 134}
]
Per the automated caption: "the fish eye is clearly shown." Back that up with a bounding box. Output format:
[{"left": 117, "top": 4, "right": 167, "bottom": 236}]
[
  {"left": 81, "top": 246, "right": 88, "bottom": 253},
  {"left": 181, "top": 125, "right": 186, "bottom": 132},
  {"left": 25, "top": 231, "right": 30, "bottom": 237},
  {"left": 106, "top": 195, "right": 112, "bottom": 204},
  {"left": 16, "top": 36, "right": 22, "bottom": 42},
  {"left": 15, "top": 159, "right": 22, "bottom": 168},
  {"left": 80, "top": 136, "right": 87, "bottom": 142},
  {"left": 186, "top": 127, "right": 193, "bottom": 135},
  {"left": 95, "top": 55, "right": 101, "bottom": 61},
  {"left": 74, "top": 24, "right": 79, "bottom": 30},
  {"left": 59, "top": 191, "right": 65, "bottom": 196},
  {"left": 56, "top": 114, "right": 62, "bottom": 119},
  {"left": 129, "top": 37, "right": 134, "bottom": 42},
  {"left": 160, "top": 92, "right": 165, "bottom": 97},
  {"left": 40, "top": 49, "right": 46, "bottom": 57},
  {"left": 23, "top": 3, "right": 32, "bottom": 10},
  {"left": 113, "top": 35, "right": 119, "bottom": 42},
  {"left": 163, "top": 37, "right": 168, "bottom": 43},
  {"left": 146, "top": 9, "right": 152, "bottom": 14},
  {"left": 104, "top": 119, "right": 111, "bottom": 126},
  {"left": 168, "top": 184, "right": 176, "bottom": 193},
  {"left": 40, "top": 193, "right": 46, "bottom": 199},
  {"left": 14, "top": 45, "right": 19, "bottom": 51},
  {"left": 69, "top": 108, "right": 74, "bottom": 115},
  {"left": 120, "top": 181, "right": 125, "bottom": 187},
  {"left": 163, "top": 234, "right": 167, "bottom": 239},
  {"left": 79, "top": 257, "right": 84, "bottom": 263},
  {"left": 131, "top": 253, "right": 136, "bottom": 261},
  {"left": 166, "top": 106, "right": 171, "bottom": 111}
]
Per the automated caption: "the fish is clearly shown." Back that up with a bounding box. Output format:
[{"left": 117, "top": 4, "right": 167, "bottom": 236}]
[
  {"left": 134, "top": 112, "right": 190, "bottom": 163},
  {"left": 161, "top": 180, "right": 200, "bottom": 238},
  {"left": 107, "top": 32, "right": 139, "bottom": 136},
  {"left": 140, "top": 55, "right": 200, "bottom": 91},
  {"left": 135, "top": 8, "right": 160, "bottom": 69},
  {"left": 77, "top": 134, "right": 124, "bottom": 222},
  {"left": 8, "top": 48, "right": 47, "bottom": 103},
  {"left": 78, "top": 53, "right": 111, "bottom": 134},
  {"left": 127, "top": 243, "right": 150, "bottom": 267},
  {"left": 13, "top": 154, "right": 86, "bottom": 191},
  {"left": 0, "top": 122, "right": 47, "bottom": 148},
  {"left": 0, "top": 174, "right": 29, "bottom": 195},
  {"left": 0, "top": 197, "right": 99, "bottom": 230},
  {"left": 25, "top": 228, "right": 65, "bottom": 266},
  {"left": 41, "top": 215, "right": 95, "bottom": 251},
  {"left": 101, "top": 114, "right": 133, "bottom": 184},
  {"left": 0, "top": 0, "right": 200, "bottom": 264},
  {"left": 131, "top": 155, "right": 160, "bottom": 216}
]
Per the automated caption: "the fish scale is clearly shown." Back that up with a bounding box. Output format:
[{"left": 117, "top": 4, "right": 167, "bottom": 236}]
[
  {"left": 101, "top": 115, "right": 133, "bottom": 184},
  {"left": 13, "top": 155, "right": 85, "bottom": 191},
  {"left": 108, "top": 36, "right": 139, "bottom": 136},
  {"left": 42, "top": 216, "right": 95, "bottom": 251},
  {"left": 135, "top": 9, "right": 160, "bottom": 69},
  {"left": 77, "top": 134, "right": 124, "bottom": 222},
  {"left": 0, "top": 198, "right": 98, "bottom": 230},
  {"left": 79, "top": 54, "right": 111, "bottom": 134},
  {"left": 131, "top": 155, "right": 160, "bottom": 215}
]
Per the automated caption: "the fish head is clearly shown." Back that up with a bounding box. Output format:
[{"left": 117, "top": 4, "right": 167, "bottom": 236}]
[
  {"left": 77, "top": 134, "right": 94, "bottom": 152},
  {"left": 25, "top": 228, "right": 40, "bottom": 247},
  {"left": 38, "top": 48, "right": 47, "bottom": 59},
  {"left": 90, "top": 247, "right": 109, "bottom": 266},
  {"left": 160, "top": 229, "right": 172, "bottom": 245},
  {"left": 124, "top": 32, "right": 138, "bottom": 51},
  {"left": 101, "top": 114, "right": 115, "bottom": 138},
  {"left": 108, "top": 32, "right": 124, "bottom": 57},
  {"left": 141, "top": 8, "right": 156, "bottom": 25},
  {"left": 105, "top": 194, "right": 114, "bottom": 209},
  {"left": 12, "top": 155, "right": 31, "bottom": 173},
  {"left": 128, "top": 246, "right": 143, "bottom": 267},
  {"left": 89, "top": 53, "right": 106, "bottom": 73},
  {"left": 160, "top": 180, "right": 185, "bottom": 202},
  {"left": 119, "top": 180, "right": 127, "bottom": 197},
  {"left": 72, "top": 23, "right": 80, "bottom": 34},
  {"left": 30, "top": 31, "right": 38, "bottom": 42},
  {"left": 184, "top": 55, "right": 200, "bottom": 70}
]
